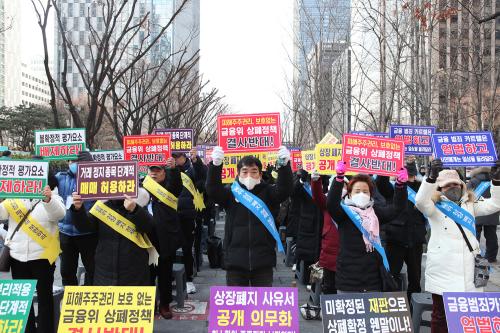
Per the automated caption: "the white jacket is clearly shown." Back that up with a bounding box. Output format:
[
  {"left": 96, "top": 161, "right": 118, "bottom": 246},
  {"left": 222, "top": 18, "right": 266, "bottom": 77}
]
[
  {"left": 415, "top": 180, "right": 500, "bottom": 295},
  {"left": 0, "top": 194, "right": 65, "bottom": 263}
]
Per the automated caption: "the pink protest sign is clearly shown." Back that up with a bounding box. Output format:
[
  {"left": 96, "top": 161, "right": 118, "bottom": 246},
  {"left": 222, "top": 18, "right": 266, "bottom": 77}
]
[
  {"left": 342, "top": 134, "right": 405, "bottom": 176},
  {"left": 208, "top": 286, "right": 299, "bottom": 333}
]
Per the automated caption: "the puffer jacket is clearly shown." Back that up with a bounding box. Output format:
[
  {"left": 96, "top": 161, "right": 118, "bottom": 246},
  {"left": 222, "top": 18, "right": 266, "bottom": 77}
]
[
  {"left": 376, "top": 176, "right": 427, "bottom": 246},
  {"left": 146, "top": 168, "right": 184, "bottom": 256},
  {"left": 311, "top": 178, "right": 339, "bottom": 272},
  {"left": 327, "top": 177, "right": 407, "bottom": 292},
  {"left": 415, "top": 179, "right": 500, "bottom": 295},
  {"left": 292, "top": 177, "right": 323, "bottom": 263},
  {"left": 467, "top": 167, "right": 499, "bottom": 226},
  {"left": 0, "top": 194, "right": 65, "bottom": 262},
  {"left": 70, "top": 188, "right": 154, "bottom": 286},
  {"left": 206, "top": 162, "right": 293, "bottom": 271},
  {"left": 176, "top": 159, "right": 205, "bottom": 220},
  {"left": 56, "top": 171, "right": 95, "bottom": 236}
]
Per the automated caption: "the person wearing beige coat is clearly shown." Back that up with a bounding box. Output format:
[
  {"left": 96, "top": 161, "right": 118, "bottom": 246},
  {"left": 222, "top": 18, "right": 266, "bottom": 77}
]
[{"left": 415, "top": 159, "right": 500, "bottom": 333}]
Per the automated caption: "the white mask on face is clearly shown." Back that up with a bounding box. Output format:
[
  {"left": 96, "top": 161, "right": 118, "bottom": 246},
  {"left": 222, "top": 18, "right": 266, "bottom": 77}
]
[
  {"left": 239, "top": 176, "right": 261, "bottom": 190},
  {"left": 351, "top": 193, "right": 371, "bottom": 208}
]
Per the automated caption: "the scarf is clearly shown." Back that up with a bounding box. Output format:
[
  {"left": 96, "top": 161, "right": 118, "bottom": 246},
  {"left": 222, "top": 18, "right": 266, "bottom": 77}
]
[{"left": 344, "top": 197, "right": 380, "bottom": 252}]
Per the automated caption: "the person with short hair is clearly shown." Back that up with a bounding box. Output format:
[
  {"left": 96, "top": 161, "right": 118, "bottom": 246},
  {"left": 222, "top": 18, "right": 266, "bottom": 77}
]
[{"left": 206, "top": 146, "right": 293, "bottom": 286}]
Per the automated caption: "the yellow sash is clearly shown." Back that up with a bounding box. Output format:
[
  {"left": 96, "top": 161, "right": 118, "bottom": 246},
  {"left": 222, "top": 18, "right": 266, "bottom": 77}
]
[
  {"left": 181, "top": 172, "right": 205, "bottom": 211},
  {"left": 142, "top": 176, "right": 178, "bottom": 210},
  {"left": 3, "top": 199, "right": 61, "bottom": 264},
  {"left": 89, "top": 201, "right": 158, "bottom": 265}
]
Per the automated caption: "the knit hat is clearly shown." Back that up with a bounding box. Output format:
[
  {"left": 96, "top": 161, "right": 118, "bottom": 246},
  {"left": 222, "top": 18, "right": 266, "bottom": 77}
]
[
  {"left": 76, "top": 151, "right": 93, "bottom": 162},
  {"left": 436, "top": 169, "right": 465, "bottom": 188}
]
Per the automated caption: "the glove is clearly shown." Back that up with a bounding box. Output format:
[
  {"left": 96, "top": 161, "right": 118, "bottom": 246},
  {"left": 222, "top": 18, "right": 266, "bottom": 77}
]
[
  {"left": 311, "top": 170, "right": 320, "bottom": 181},
  {"left": 336, "top": 161, "right": 346, "bottom": 176},
  {"left": 490, "top": 160, "right": 500, "bottom": 181},
  {"left": 429, "top": 159, "right": 443, "bottom": 180},
  {"left": 277, "top": 146, "right": 291, "bottom": 165},
  {"left": 396, "top": 168, "right": 408, "bottom": 184},
  {"left": 211, "top": 146, "right": 224, "bottom": 166}
]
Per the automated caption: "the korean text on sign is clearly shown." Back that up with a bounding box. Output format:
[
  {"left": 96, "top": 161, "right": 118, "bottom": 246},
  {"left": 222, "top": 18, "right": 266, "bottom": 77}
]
[
  {"left": 90, "top": 150, "right": 124, "bottom": 162},
  {"left": 315, "top": 144, "right": 342, "bottom": 175},
  {"left": 321, "top": 292, "right": 413, "bottom": 333},
  {"left": 58, "top": 286, "right": 156, "bottom": 333},
  {"left": 301, "top": 150, "right": 315, "bottom": 173},
  {"left": 389, "top": 125, "right": 436, "bottom": 156},
  {"left": 0, "top": 280, "right": 36, "bottom": 333},
  {"left": 217, "top": 113, "right": 281, "bottom": 153},
  {"left": 0, "top": 160, "right": 48, "bottom": 199},
  {"left": 154, "top": 128, "right": 194, "bottom": 153},
  {"left": 342, "top": 134, "right": 405, "bottom": 177},
  {"left": 221, "top": 153, "right": 264, "bottom": 184},
  {"left": 123, "top": 134, "right": 171, "bottom": 167},
  {"left": 35, "top": 128, "right": 86, "bottom": 160},
  {"left": 444, "top": 292, "right": 500, "bottom": 333},
  {"left": 208, "top": 286, "right": 299, "bottom": 333},
  {"left": 432, "top": 132, "right": 497, "bottom": 167},
  {"left": 290, "top": 149, "right": 302, "bottom": 172},
  {"left": 76, "top": 161, "right": 138, "bottom": 201}
]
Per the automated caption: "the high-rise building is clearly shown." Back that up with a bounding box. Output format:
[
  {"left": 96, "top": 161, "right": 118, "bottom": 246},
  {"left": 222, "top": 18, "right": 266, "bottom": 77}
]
[
  {"left": 431, "top": 0, "right": 500, "bottom": 132},
  {"left": 54, "top": 0, "right": 199, "bottom": 99}
]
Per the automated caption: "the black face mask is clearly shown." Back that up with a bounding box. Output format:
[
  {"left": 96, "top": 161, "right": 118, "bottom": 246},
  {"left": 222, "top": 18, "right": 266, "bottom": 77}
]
[{"left": 443, "top": 187, "right": 462, "bottom": 202}]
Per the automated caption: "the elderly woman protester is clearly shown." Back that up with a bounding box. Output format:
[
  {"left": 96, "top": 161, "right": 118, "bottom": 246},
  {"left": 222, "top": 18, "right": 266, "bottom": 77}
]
[{"left": 415, "top": 159, "right": 500, "bottom": 333}]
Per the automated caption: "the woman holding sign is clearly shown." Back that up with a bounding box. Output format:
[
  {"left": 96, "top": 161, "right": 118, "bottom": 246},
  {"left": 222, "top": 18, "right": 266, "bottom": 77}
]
[
  {"left": 70, "top": 188, "right": 157, "bottom": 286},
  {"left": 0, "top": 182, "right": 65, "bottom": 333},
  {"left": 415, "top": 159, "right": 500, "bottom": 333},
  {"left": 326, "top": 161, "right": 408, "bottom": 293}
]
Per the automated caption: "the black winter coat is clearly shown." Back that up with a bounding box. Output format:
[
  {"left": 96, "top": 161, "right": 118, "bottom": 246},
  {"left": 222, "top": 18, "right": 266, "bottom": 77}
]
[
  {"left": 291, "top": 178, "right": 323, "bottom": 263},
  {"left": 467, "top": 169, "right": 500, "bottom": 226},
  {"left": 71, "top": 199, "right": 154, "bottom": 286},
  {"left": 147, "top": 168, "right": 184, "bottom": 256},
  {"left": 176, "top": 159, "right": 205, "bottom": 220},
  {"left": 327, "top": 178, "right": 407, "bottom": 292},
  {"left": 206, "top": 162, "right": 293, "bottom": 271},
  {"left": 375, "top": 176, "right": 427, "bottom": 246}
]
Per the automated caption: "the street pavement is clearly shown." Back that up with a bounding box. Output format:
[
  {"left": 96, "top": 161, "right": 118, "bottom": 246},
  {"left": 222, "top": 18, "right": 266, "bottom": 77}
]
[{"left": 2, "top": 217, "right": 500, "bottom": 332}]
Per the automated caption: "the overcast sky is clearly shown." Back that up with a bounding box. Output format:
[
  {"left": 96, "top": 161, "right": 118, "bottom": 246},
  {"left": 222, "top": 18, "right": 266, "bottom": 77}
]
[{"left": 21, "top": 0, "right": 294, "bottom": 115}]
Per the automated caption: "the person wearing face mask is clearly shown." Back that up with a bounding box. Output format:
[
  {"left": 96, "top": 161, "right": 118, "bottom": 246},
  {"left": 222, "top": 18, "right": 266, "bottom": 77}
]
[
  {"left": 415, "top": 159, "right": 500, "bottom": 333},
  {"left": 206, "top": 146, "right": 293, "bottom": 286},
  {"left": 375, "top": 160, "right": 427, "bottom": 300},
  {"left": 326, "top": 162, "right": 408, "bottom": 293},
  {"left": 55, "top": 150, "right": 97, "bottom": 286}
]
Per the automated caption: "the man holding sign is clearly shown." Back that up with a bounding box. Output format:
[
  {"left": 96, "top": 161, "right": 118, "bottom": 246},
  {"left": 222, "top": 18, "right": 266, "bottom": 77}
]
[{"left": 206, "top": 146, "right": 293, "bottom": 286}]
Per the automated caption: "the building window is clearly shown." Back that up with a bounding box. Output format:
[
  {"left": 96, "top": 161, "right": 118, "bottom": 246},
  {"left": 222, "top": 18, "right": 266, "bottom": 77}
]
[
  {"left": 80, "top": 3, "right": 85, "bottom": 16},
  {"left": 68, "top": 3, "right": 73, "bottom": 17}
]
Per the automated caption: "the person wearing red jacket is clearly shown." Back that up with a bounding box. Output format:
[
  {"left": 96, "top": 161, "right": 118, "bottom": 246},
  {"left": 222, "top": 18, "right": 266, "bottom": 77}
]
[{"left": 311, "top": 172, "right": 340, "bottom": 294}]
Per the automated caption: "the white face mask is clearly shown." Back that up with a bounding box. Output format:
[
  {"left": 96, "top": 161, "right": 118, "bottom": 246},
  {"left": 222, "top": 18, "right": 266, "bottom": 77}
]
[
  {"left": 239, "top": 176, "right": 261, "bottom": 190},
  {"left": 351, "top": 193, "right": 371, "bottom": 208}
]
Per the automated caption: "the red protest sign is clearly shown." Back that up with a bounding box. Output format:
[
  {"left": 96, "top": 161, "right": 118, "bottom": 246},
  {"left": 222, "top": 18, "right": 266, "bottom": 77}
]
[
  {"left": 290, "top": 149, "right": 302, "bottom": 172},
  {"left": 123, "top": 134, "right": 171, "bottom": 166},
  {"left": 342, "top": 134, "right": 405, "bottom": 176},
  {"left": 217, "top": 113, "right": 281, "bottom": 153}
]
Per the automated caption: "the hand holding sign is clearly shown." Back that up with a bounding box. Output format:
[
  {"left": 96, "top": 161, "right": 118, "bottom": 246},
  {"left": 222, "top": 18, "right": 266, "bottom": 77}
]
[
  {"left": 396, "top": 168, "right": 409, "bottom": 184},
  {"left": 490, "top": 160, "right": 500, "bottom": 181},
  {"left": 42, "top": 185, "right": 52, "bottom": 203},
  {"left": 123, "top": 195, "right": 137, "bottom": 212},
  {"left": 212, "top": 146, "right": 225, "bottom": 166},
  {"left": 277, "top": 146, "right": 291, "bottom": 165},
  {"left": 72, "top": 192, "right": 83, "bottom": 210},
  {"left": 311, "top": 170, "right": 320, "bottom": 181},
  {"left": 336, "top": 161, "right": 346, "bottom": 176},
  {"left": 429, "top": 159, "right": 444, "bottom": 181}
]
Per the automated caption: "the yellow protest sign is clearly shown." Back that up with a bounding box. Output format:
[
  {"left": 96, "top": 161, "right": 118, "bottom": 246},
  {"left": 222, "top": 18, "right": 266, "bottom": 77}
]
[
  {"left": 58, "top": 286, "right": 156, "bottom": 333},
  {"left": 301, "top": 150, "right": 316, "bottom": 172},
  {"left": 315, "top": 144, "right": 343, "bottom": 175}
]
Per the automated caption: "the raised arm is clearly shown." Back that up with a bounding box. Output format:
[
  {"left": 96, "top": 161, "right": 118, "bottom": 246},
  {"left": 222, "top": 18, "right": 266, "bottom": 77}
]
[
  {"left": 311, "top": 177, "right": 327, "bottom": 211},
  {"left": 327, "top": 176, "right": 350, "bottom": 223},
  {"left": 474, "top": 162, "right": 500, "bottom": 216},
  {"left": 206, "top": 162, "right": 232, "bottom": 207},
  {"left": 415, "top": 159, "right": 443, "bottom": 218},
  {"left": 268, "top": 162, "right": 294, "bottom": 205},
  {"left": 165, "top": 167, "right": 183, "bottom": 197},
  {"left": 375, "top": 175, "right": 394, "bottom": 201}
]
